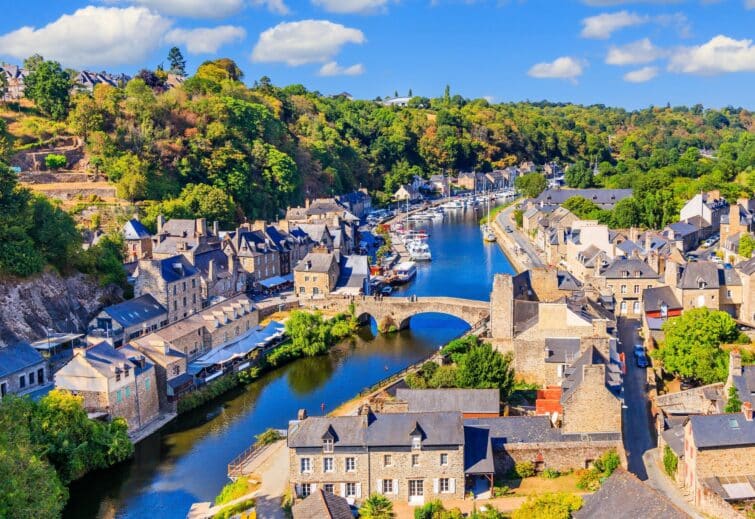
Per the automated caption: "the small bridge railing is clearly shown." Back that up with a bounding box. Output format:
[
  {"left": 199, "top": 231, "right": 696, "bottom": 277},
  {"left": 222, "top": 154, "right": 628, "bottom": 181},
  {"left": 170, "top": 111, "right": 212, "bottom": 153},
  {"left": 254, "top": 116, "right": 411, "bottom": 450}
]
[{"left": 227, "top": 429, "right": 287, "bottom": 479}]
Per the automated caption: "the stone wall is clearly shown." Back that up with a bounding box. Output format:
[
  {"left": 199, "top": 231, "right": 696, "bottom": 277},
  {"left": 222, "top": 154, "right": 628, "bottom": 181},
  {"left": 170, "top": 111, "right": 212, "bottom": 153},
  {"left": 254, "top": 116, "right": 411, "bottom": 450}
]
[
  {"left": 494, "top": 439, "right": 624, "bottom": 474},
  {"left": 0, "top": 360, "right": 47, "bottom": 396},
  {"left": 289, "top": 446, "right": 369, "bottom": 499},
  {"left": 697, "top": 481, "right": 748, "bottom": 519},
  {"left": 562, "top": 365, "right": 622, "bottom": 434}
]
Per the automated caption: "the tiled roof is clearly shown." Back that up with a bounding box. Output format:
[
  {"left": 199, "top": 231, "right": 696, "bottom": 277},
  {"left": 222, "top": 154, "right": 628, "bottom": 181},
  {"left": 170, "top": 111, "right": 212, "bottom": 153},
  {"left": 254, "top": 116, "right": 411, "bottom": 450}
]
[
  {"left": 574, "top": 468, "right": 691, "bottom": 519},
  {"left": 0, "top": 343, "right": 44, "bottom": 377},
  {"left": 395, "top": 388, "right": 500, "bottom": 414}
]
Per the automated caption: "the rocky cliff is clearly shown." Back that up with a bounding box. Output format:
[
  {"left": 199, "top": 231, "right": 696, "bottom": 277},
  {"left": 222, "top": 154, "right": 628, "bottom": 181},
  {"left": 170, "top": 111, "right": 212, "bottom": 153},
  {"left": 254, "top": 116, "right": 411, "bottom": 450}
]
[{"left": 0, "top": 271, "right": 122, "bottom": 346}]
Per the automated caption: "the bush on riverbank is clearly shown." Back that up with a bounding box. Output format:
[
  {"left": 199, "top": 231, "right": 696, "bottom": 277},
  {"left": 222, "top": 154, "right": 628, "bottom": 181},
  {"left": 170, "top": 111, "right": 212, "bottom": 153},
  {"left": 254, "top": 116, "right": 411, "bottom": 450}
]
[
  {"left": 215, "top": 477, "right": 257, "bottom": 506},
  {"left": 177, "top": 371, "right": 243, "bottom": 414},
  {"left": 254, "top": 428, "right": 282, "bottom": 447}
]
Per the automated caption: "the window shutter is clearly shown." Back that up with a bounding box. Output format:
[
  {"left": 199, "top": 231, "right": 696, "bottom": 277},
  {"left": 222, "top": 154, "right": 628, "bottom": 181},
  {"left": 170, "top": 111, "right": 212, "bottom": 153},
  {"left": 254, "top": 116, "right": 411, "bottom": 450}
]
[
  {"left": 433, "top": 478, "right": 439, "bottom": 494},
  {"left": 295, "top": 484, "right": 301, "bottom": 497},
  {"left": 393, "top": 479, "right": 399, "bottom": 495},
  {"left": 356, "top": 482, "right": 362, "bottom": 498},
  {"left": 311, "top": 484, "right": 317, "bottom": 492},
  {"left": 450, "top": 478, "right": 456, "bottom": 493},
  {"left": 340, "top": 483, "right": 346, "bottom": 497},
  {"left": 376, "top": 479, "right": 382, "bottom": 494}
]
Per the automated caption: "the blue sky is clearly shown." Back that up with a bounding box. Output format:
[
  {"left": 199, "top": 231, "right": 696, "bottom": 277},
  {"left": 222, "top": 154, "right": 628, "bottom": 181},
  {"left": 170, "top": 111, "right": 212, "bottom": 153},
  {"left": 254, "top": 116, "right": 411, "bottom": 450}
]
[{"left": 0, "top": 0, "right": 753, "bottom": 109}]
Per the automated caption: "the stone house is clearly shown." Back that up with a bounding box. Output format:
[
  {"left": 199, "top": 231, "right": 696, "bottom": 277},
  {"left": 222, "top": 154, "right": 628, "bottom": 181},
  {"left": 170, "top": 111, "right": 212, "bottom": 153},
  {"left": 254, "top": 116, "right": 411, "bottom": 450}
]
[
  {"left": 664, "top": 221, "right": 701, "bottom": 253},
  {"left": 535, "top": 207, "right": 578, "bottom": 265},
  {"left": 641, "top": 286, "right": 682, "bottom": 343},
  {"left": 394, "top": 184, "right": 421, "bottom": 202},
  {"left": 428, "top": 174, "right": 451, "bottom": 197},
  {"left": 151, "top": 216, "right": 221, "bottom": 261},
  {"left": 597, "top": 257, "right": 659, "bottom": 317},
  {"left": 284, "top": 198, "right": 359, "bottom": 254},
  {"left": 123, "top": 218, "right": 152, "bottom": 262},
  {"left": 223, "top": 225, "right": 281, "bottom": 286},
  {"left": 192, "top": 248, "right": 246, "bottom": 304},
  {"left": 54, "top": 342, "right": 159, "bottom": 432},
  {"left": 337, "top": 190, "right": 372, "bottom": 219},
  {"left": 455, "top": 172, "right": 477, "bottom": 191},
  {"left": 0, "top": 343, "right": 49, "bottom": 398},
  {"left": 88, "top": 294, "right": 168, "bottom": 348},
  {"left": 288, "top": 406, "right": 466, "bottom": 505},
  {"left": 726, "top": 350, "right": 755, "bottom": 411},
  {"left": 128, "top": 336, "right": 188, "bottom": 409},
  {"left": 720, "top": 198, "right": 755, "bottom": 252},
  {"left": 134, "top": 255, "right": 202, "bottom": 323},
  {"left": 294, "top": 252, "right": 340, "bottom": 298},
  {"left": 679, "top": 190, "right": 728, "bottom": 233},
  {"left": 737, "top": 257, "right": 755, "bottom": 327}
]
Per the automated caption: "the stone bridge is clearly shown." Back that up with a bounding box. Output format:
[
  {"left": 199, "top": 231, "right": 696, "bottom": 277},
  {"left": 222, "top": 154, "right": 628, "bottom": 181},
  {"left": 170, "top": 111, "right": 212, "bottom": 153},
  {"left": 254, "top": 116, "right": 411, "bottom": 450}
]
[{"left": 301, "top": 296, "right": 490, "bottom": 333}]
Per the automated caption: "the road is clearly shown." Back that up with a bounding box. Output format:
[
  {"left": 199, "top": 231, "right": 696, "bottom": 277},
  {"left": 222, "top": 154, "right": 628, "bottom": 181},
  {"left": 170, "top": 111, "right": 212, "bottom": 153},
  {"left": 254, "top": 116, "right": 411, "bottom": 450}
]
[
  {"left": 496, "top": 204, "right": 545, "bottom": 269},
  {"left": 617, "top": 318, "right": 655, "bottom": 479}
]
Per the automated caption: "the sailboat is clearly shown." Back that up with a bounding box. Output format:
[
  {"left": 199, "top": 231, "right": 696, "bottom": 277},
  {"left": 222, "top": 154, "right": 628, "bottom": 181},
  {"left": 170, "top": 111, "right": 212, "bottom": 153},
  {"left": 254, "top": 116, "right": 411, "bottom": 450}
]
[{"left": 480, "top": 179, "right": 497, "bottom": 243}]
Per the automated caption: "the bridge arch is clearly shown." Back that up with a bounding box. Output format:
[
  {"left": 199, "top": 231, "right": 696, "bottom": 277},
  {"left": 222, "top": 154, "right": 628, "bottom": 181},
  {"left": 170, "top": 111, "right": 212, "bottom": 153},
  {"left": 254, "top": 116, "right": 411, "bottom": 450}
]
[{"left": 350, "top": 297, "right": 490, "bottom": 333}]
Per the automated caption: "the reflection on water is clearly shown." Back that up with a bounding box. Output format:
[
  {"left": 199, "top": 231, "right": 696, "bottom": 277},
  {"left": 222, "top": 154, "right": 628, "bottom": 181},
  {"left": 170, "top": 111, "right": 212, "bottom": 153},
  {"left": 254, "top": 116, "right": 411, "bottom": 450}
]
[{"left": 64, "top": 206, "right": 514, "bottom": 519}]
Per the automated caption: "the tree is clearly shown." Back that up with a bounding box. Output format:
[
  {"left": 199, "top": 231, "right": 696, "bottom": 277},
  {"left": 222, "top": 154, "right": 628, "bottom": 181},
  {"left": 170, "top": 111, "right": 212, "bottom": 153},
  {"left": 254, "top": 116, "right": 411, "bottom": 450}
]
[
  {"left": 725, "top": 385, "right": 743, "bottom": 413},
  {"left": 44, "top": 154, "right": 67, "bottom": 170},
  {"left": 135, "top": 69, "right": 165, "bottom": 89},
  {"left": 564, "top": 161, "right": 594, "bottom": 188},
  {"left": 167, "top": 46, "right": 186, "bottom": 75},
  {"left": 455, "top": 342, "right": 515, "bottom": 400},
  {"left": 23, "top": 58, "right": 70, "bottom": 119},
  {"left": 514, "top": 173, "right": 547, "bottom": 198},
  {"left": 0, "top": 72, "right": 8, "bottom": 102},
  {"left": 285, "top": 311, "right": 329, "bottom": 356},
  {"left": 512, "top": 492, "right": 583, "bottom": 519},
  {"left": 611, "top": 197, "right": 642, "bottom": 228},
  {"left": 68, "top": 93, "right": 104, "bottom": 141},
  {"left": 360, "top": 493, "right": 394, "bottom": 519},
  {"left": 739, "top": 234, "right": 755, "bottom": 259},
  {"left": 655, "top": 308, "right": 745, "bottom": 384}
]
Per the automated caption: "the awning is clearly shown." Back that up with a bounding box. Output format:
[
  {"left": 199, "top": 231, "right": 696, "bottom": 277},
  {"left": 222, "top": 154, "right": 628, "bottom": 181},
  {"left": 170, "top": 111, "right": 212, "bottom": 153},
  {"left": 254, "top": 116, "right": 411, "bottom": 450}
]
[
  {"left": 193, "top": 321, "right": 286, "bottom": 368},
  {"left": 167, "top": 372, "right": 194, "bottom": 390},
  {"left": 259, "top": 275, "right": 291, "bottom": 289},
  {"left": 31, "top": 333, "right": 84, "bottom": 350}
]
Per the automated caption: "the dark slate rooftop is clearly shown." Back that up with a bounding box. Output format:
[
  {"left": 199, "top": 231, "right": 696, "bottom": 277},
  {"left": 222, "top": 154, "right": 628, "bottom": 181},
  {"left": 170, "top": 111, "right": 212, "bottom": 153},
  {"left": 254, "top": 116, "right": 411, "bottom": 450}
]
[
  {"left": 0, "top": 343, "right": 45, "bottom": 377},
  {"left": 544, "top": 338, "right": 581, "bottom": 364},
  {"left": 464, "top": 416, "right": 561, "bottom": 445},
  {"left": 574, "top": 468, "right": 691, "bottom": 519},
  {"left": 737, "top": 256, "right": 755, "bottom": 276},
  {"left": 667, "top": 221, "right": 699, "bottom": 237},
  {"left": 732, "top": 365, "right": 755, "bottom": 408},
  {"left": 600, "top": 257, "right": 658, "bottom": 279},
  {"left": 557, "top": 270, "right": 582, "bottom": 291},
  {"left": 560, "top": 346, "right": 620, "bottom": 404},
  {"left": 678, "top": 261, "right": 720, "bottom": 289},
  {"left": 102, "top": 294, "right": 167, "bottom": 328},
  {"left": 123, "top": 218, "right": 151, "bottom": 240},
  {"left": 292, "top": 489, "right": 353, "bottom": 519},
  {"left": 294, "top": 252, "right": 337, "bottom": 273},
  {"left": 337, "top": 255, "right": 369, "bottom": 289},
  {"left": 463, "top": 426, "right": 494, "bottom": 474},
  {"left": 156, "top": 255, "right": 198, "bottom": 283},
  {"left": 643, "top": 286, "right": 682, "bottom": 313},
  {"left": 193, "top": 248, "right": 232, "bottom": 279},
  {"left": 535, "top": 188, "right": 633, "bottom": 208},
  {"left": 689, "top": 413, "right": 755, "bottom": 449},
  {"left": 395, "top": 388, "right": 500, "bottom": 415}
]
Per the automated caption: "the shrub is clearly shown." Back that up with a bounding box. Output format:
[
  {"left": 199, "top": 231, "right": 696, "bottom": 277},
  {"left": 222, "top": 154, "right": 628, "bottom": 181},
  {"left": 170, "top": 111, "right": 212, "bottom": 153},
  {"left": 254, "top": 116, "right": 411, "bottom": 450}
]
[
  {"left": 512, "top": 492, "right": 583, "bottom": 519},
  {"left": 663, "top": 445, "right": 678, "bottom": 477},
  {"left": 514, "top": 461, "right": 535, "bottom": 478},
  {"left": 492, "top": 485, "right": 511, "bottom": 498},
  {"left": 541, "top": 467, "right": 561, "bottom": 479},
  {"left": 577, "top": 449, "right": 620, "bottom": 490},
  {"left": 359, "top": 493, "right": 394, "bottom": 519},
  {"left": 215, "top": 477, "right": 253, "bottom": 506},
  {"left": 725, "top": 385, "right": 743, "bottom": 413},
  {"left": 254, "top": 428, "right": 282, "bottom": 447},
  {"left": 212, "top": 498, "right": 255, "bottom": 519},
  {"left": 44, "top": 153, "right": 67, "bottom": 169}
]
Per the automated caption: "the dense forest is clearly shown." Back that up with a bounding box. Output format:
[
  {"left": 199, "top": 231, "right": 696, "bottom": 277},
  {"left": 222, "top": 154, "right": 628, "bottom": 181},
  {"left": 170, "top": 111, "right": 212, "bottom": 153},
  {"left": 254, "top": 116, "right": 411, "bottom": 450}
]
[{"left": 1, "top": 52, "right": 754, "bottom": 278}]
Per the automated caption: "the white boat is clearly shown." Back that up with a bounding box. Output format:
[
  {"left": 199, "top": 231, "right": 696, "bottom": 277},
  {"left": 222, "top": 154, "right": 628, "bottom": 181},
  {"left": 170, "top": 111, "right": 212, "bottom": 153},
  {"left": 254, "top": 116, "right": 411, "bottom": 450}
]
[
  {"left": 392, "top": 262, "right": 417, "bottom": 284},
  {"left": 441, "top": 200, "right": 464, "bottom": 209},
  {"left": 407, "top": 239, "right": 432, "bottom": 261},
  {"left": 482, "top": 224, "right": 497, "bottom": 243}
]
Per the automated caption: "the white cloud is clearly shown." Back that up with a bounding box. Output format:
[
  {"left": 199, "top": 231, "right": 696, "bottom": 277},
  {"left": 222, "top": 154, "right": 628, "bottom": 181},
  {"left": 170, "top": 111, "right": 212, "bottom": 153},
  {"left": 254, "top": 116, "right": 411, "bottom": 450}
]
[
  {"left": 582, "top": 0, "right": 682, "bottom": 5},
  {"left": 580, "top": 10, "right": 646, "bottom": 39},
  {"left": 606, "top": 38, "right": 664, "bottom": 65},
  {"left": 623, "top": 66, "right": 658, "bottom": 82},
  {"left": 125, "top": 0, "right": 246, "bottom": 18},
  {"left": 0, "top": 6, "right": 170, "bottom": 68},
  {"left": 165, "top": 26, "right": 246, "bottom": 54},
  {"left": 746, "top": 0, "right": 755, "bottom": 8},
  {"left": 528, "top": 56, "right": 586, "bottom": 82},
  {"left": 312, "top": 0, "right": 392, "bottom": 14},
  {"left": 668, "top": 35, "right": 755, "bottom": 75},
  {"left": 318, "top": 61, "right": 365, "bottom": 76},
  {"left": 251, "top": 20, "right": 365, "bottom": 66},
  {"left": 252, "top": 0, "right": 291, "bottom": 15}
]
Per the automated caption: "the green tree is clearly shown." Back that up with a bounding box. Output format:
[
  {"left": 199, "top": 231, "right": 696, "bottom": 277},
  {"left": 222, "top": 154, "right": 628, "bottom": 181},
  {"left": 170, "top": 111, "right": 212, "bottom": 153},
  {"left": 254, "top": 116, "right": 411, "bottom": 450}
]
[
  {"left": 44, "top": 154, "right": 67, "bottom": 170},
  {"left": 725, "top": 385, "right": 743, "bottom": 413},
  {"left": 513, "top": 208, "right": 524, "bottom": 228},
  {"left": 360, "top": 493, "right": 394, "bottom": 519},
  {"left": 611, "top": 197, "right": 642, "bottom": 228},
  {"left": 23, "top": 58, "right": 70, "bottom": 119},
  {"left": 167, "top": 46, "right": 187, "bottom": 75},
  {"left": 564, "top": 161, "right": 594, "bottom": 188},
  {"left": 515, "top": 173, "right": 547, "bottom": 198},
  {"left": 68, "top": 93, "right": 104, "bottom": 141},
  {"left": 0, "top": 72, "right": 8, "bottom": 102},
  {"left": 285, "top": 311, "right": 329, "bottom": 356},
  {"left": 663, "top": 445, "right": 678, "bottom": 477},
  {"left": 655, "top": 308, "right": 744, "bottom": 384},
  {"left": 512, "top": 492, "right": 583, "bottom": 519},
  {"left": 455, "top": 343, "right": 515, "bottom": 400},
  {"left": 739, "top": 234, "right": 755, "bottom": 259}
]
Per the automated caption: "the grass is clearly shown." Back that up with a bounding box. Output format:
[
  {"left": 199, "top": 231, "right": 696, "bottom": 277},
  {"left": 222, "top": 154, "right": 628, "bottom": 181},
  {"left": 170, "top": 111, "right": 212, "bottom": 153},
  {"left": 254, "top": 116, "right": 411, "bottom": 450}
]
[
  {"left": 479, "top": 199, "right": 516, "bottom": 225},
  {"left": 215, "top": 477, "right": 260, "bottom": 506},
  {"left": 495, "top": 473, "right": 584, "bottom": 497}
]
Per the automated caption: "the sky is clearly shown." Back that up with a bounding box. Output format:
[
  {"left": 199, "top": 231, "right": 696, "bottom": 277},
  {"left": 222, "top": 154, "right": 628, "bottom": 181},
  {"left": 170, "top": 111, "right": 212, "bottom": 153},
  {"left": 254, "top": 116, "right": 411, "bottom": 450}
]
[{"left": 0, "top": 0, "right": 753, "bottom": 109}]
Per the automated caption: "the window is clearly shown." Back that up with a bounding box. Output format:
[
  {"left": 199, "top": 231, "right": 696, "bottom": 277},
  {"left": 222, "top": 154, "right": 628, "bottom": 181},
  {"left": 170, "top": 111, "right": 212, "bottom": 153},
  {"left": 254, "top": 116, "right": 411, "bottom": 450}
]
[
  {"left": 384, "top": 454, "right": 392, "bottom": 467},
  {"left": 412, "top": 454, "right": 420, "bottom": 467},
  {"left": 313, "top": 287, "right": 320, "bottom": 295},
  {"left": 192, "top": 278, "right": 196, "bottom": 288},
  {"left": 300, "top": 483, "right": 311, "bottom": 498},
  {"left": 620, "top": 301, "right": 627, "bottom": 314},
  {"left": 172, "top": 365, "right": 180, "bottom": 376},
  {"left": 183, "top": 281, "right": 186, "bottom": 291},
  {"left": 300, "top": 458, "right": 311, "bottom": 473},
  {"left": 440, "top": 453, "right": 448, "bottom": 466},
  {"left": 727, "top": 290, "right": 732, "bottom": 298},
  {"left": 345, "top": 457, "right": 356, "bottom": 472},
  {"left": 323, "top": 438, "right": 334, "bottom": 453},
  {"left": 145, "top": 379, "right": 151, "bottom": 392},
  {"left": 620, "top": 284, "right": 627, "bottom": 294},
  {"left": 633, "top": 301, "right": 640, "bottom": 314},
  {"left": 37, "top": 368, "right": 44, "bottom": 384},
  {"left": 633, "top": 284, "right": 640, "bottom": 294},
  {"left": 183, "top": 297, "right": 187, "bottom": 307},
  {"left": 173, "top": 286, "right": 177, "bottom": 296},
  {"left": 409, "top": 479, "right": 423, "bottom": 497},
  {"left": 346, "top": 482, "right": 356, "bottom": 497},
  {"left": 173, "top": 301, "right": 178, "bottom": 311},
  {"left": 324, "top": 457, "right": 333, "bottom": 472},
  {"left": 382, "top": 479, "right": 393, "bottom": 494},
  {"left": 324, "top": 483, "right": 334, "bottom": 494},
  {"left": 0, "top": 382, "right": 6, "bottom": 398},
  {"left": 29, "top": 371, "right": 35, "bottom": 385},
  {"left": 19, "top": 375, "right": 25, "bottom": 389},
  {"left": 299, "top": 287, "right": 305, "bottom": 294},
  {"left": 439, "top": 478, "right": 450, "bottom": 493},
  {"left": 116, "top": 390, "right": 122, "bottom": 402}
]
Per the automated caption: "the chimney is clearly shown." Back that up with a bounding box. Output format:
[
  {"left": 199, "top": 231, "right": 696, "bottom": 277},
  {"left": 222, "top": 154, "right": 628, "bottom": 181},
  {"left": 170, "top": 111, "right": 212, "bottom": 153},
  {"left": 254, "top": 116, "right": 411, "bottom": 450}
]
[
  {"left": 592, "top": 319, "right": 607, "bottom": 337},
  {"left": 664, "top": 260, "right": 680, "bottom": 288},
  {"left": 305, "top": 199, "right": 310, "bottom": 209},
  {"left": 208, "top": 259, "right": 216, "bottom": 281},
  {"left": 196, "top": 218, "right": 207, "bottom": 237},
  {"left": 157, "top": 214, "right": 165, "bottom": 234},
  {"left": 213, "top": 221, "right": 219, "bottom": 236},
  {"left": 297, "top": 408, "right": 308, "bottom": 420},
  {"left": 743, "top": 402, "right": 753, "bottom": 422},
  {"left": 358, "top": 403, "right": 372, "bottom": 416},
  {"left": 644, "top": 232, "right": 653, "bottom": 253},
  {"left": 729, "top": 349, "right": 743, "bottom": 379}
]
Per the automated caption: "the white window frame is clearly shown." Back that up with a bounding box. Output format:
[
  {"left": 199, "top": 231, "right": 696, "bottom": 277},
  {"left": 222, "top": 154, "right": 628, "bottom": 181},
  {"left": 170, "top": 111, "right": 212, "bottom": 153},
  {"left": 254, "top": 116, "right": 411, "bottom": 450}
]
[
  {"left": 301, "top": 483, "right": 311, "bottom": 497},
  {"left": 346, "top": 482, "right": 357, "bottom": 498},
  {"left": 439, "top": 478, "right": 450, "bottom": 493},
  {"left": 323, "top": 457, "right": 333, "bottom": 473},
  {"left": 412, "top": 453, "right": 420, "bottom": 467},
  {"left": 300, "top": 457, "right": 311, "bottom": 474},
  {"left": 345, "top": 457, "right": 356, "bottom": 472},
  {"left": 412, "top": 435, "right": 422, "bottom": 450},
  {"left": 323, "top": 438, "right": 334, "bottom": 453},
  {"left": 382, "top": 479, "right": 393, "bottom": 494},
  {"left": 384, "top": 454, "right": 392, "bottom": 467},
  {"left": 440, "top": 453, "right": 448, "bottom": 466}
]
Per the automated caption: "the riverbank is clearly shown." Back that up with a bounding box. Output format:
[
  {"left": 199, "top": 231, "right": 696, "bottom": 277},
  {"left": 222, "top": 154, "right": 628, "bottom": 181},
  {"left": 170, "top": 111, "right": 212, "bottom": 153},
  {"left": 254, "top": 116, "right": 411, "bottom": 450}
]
[{"left": 492, "top": 201, "right": 545, "bottom": 273}]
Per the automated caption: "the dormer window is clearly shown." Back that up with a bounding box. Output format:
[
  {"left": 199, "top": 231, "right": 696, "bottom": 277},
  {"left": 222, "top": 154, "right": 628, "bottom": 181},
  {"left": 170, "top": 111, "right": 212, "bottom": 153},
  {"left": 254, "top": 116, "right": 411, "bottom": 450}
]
[
  {"left": 323, "top": 438, "right": 334, "bottom": 453},
  {"left": 698, "top": 279, "right": 707, "bottom": 289},
  {"left": 412, "top": 436, "right": 422, "bottom": 450},
  {"left": 622, "top": 271, "right": 629, "bottom": 278}
]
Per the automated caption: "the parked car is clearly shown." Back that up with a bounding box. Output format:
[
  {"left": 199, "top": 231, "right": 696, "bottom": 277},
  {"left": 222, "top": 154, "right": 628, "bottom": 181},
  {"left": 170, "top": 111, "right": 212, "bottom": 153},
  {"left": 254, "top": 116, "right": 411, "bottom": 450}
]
[
  {"left": 633, "top": 344, "right": 645, "bottom": 358},
  {"left": 635, "top": 351, "right": 649, "bottom": 368},
  {"left": 505, "top": 226, "right": 513, "bottom": 233},
  {"left": 711, "top": 255, "right": 723, "bottom": 264}
]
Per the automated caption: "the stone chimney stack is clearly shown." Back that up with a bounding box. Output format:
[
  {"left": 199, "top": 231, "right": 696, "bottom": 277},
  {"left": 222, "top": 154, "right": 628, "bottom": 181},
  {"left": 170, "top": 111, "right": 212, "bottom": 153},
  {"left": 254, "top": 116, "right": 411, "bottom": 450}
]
[
  {"left": 305, "top": 199, "right": 310, "bottom": 209},
  {"left": 157, "top": 214, "right": 165, "bottom": 234},
  {"left": 297, "top": 408, "right": 307, "bottom": 420},
  {"left": 592, "top": 319, "right": 608, "bottom": 337},
  {"left": 664, "top": 260, "right": 680, "bottom": 288},
  {"left": 196, "top": 218, "right": 207, "bottom": 237},
  {"left": 490, "top": 274, "right": 515, "bottom": 340},
  {"left": 743, "top": 402, "right": 753, "bottom": 422},
  {"left": 213, "top": 221, "right": 219, "bottom": 236},
  {"left": 208, "top": 259, "right": 216, "bottom": 282}
]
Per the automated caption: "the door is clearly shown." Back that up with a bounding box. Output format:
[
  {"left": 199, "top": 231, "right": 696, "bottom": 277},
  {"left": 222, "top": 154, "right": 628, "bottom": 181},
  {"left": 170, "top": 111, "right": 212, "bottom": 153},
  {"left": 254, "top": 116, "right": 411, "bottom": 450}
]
[{"left": 409, "top": 479, "right": 424, "bottom": 505}]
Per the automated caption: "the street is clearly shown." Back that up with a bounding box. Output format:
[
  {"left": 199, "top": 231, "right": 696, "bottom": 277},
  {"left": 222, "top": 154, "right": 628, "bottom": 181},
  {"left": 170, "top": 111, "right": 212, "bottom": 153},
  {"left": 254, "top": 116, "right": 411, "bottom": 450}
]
[
  {"left": 617, "top": 318, "right": 655, "bottom": 479},
  {"left": 496, "top": 204, "right": 545, "bottom": 269}
]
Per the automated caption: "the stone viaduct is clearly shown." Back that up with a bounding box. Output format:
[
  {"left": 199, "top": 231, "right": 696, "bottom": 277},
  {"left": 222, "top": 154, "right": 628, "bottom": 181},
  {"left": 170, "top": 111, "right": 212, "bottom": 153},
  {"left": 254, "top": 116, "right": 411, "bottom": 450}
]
[{"left": 300, "top": 296, "right": 491, "bottom": 332}]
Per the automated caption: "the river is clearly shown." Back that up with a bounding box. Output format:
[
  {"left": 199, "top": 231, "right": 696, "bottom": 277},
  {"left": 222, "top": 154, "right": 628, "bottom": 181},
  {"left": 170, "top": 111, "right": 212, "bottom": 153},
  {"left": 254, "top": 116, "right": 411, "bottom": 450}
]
[{"left": 64, "top": 204, "right": 515, "bottom": 519}]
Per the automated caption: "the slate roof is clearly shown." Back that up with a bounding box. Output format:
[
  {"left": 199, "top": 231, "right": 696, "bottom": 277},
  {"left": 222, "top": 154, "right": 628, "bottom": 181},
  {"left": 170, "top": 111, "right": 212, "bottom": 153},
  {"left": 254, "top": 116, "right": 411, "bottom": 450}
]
[
  {"left": 535, "top": 188, "right": 633, "bottom": 208},
  {"left": 662, "top": 424, "right": 686, "bottom": 457},
  {"left": 464, "top": 416, "right": 561, "bottom": 445},
  {"left": 123, "top": 218, "right": 151, "bottom": 240},
  {"left": 678, "top": 261, "right": 720, "bottom": 289},
  {"left": 731, "top": 365, "right": 755, "bottom": 408},
  {"left": 295, "top": 252, "right": 337, "bottom": 273},
  {"left": 101, "top": 294, "right": 167, "bottom": 328},
  {"left": 193, "top": 249, "right": 232, "bottom": 279},
  {"left": 643, "top": 286, "right": 682, "bottom": 313},
  {"left": 292, "top": 489, "right": 353, "bottom": 519},
  {"left": 600, "top": 257, "right": 658, "bottom": 279},
  {"left": 288, "top": 412, "right": 464, "bottom": 449},
  {"left": 667, "top": 221, "right": 698, "bottom": 237},
  {"left": 395, "top": 388, "right": 500, "bottom": 415},
  {"left": 0, "top": 343, "right": 45, "bottom": 377},
  {"left": 560, "top": 346, "right": 620, "bottom": 404},
  {"left": 738, "top": 256, "right": 755, "bottom": 276},
  {"left": 463, "top": 426, "right": 494, "bottom": 474},
  {"left": 544, "top": 338, "right": 581, "bottom": 364},
  {"left": 557, "top": 270, "right": 582, "bottom": 291},
  {"left": 336, "top": 255, "right": 369, "bottom": 289},
  {"left": 689, "top": 413, "right": 755, "bottom": 449},
  {"left": 156, "top": 255, "right": 198, "bottom": 282},
  {"left": 296, "top": 224, "right": 331, "bottom": 244},
  {"left": 574, "top": 468, "right": 691, "bottom": 519}
]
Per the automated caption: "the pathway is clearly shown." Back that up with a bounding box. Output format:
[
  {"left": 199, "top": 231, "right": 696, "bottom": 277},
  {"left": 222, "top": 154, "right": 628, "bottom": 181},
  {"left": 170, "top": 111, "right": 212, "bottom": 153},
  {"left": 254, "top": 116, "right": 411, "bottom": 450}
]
[
  {"left": 494, "top": 204, "right": 544, "bottom": 270},
  {"left": 642, "top": 449, "right": 705, "bottom": 519}
]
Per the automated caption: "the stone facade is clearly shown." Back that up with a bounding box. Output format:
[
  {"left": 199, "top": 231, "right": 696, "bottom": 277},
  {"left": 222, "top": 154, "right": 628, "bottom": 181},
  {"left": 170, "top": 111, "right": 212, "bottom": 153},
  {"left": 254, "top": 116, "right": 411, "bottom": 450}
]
[
  {"left": 134, "top": 257, "right": 202, "bottom": 323},
  {"left": 0, "top": 343, "right": 48, "bottom": 398},
  {"left": 561, "top": 364, "right": 622, "bottom": 434},
  {"left": 494, "top": 439, "right": 624, "bottom": 474},
  {"left": 294, "top": 252, "right": 340, "bottom": 298}
]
